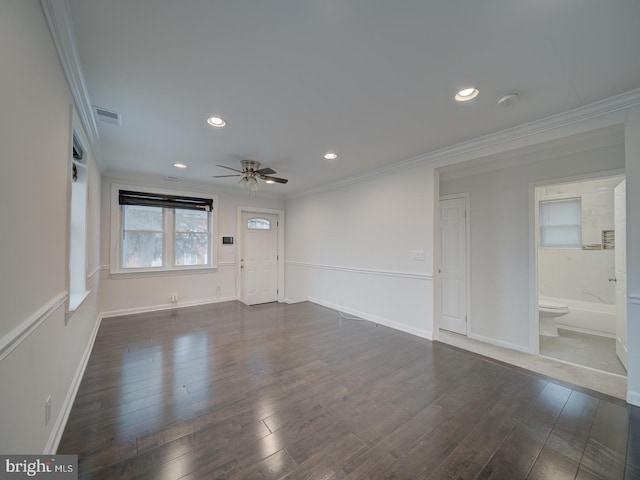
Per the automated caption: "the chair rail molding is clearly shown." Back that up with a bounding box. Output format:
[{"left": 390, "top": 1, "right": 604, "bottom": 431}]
[
  {"left": 0, "top": 292, "right": 68, "bottom": 363},
  {"left": 286, "top": 260, "right": 433, "bottom": 280}
]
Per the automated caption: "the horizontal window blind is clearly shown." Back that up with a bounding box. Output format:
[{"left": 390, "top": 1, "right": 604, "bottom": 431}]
[{"left": 119, "top": 190, "right": 213, "bottom": 212}]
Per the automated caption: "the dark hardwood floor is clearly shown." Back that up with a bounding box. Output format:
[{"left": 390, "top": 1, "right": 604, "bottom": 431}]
[{"left": 58, "top": 301, "right": 639, "bottom": 479}]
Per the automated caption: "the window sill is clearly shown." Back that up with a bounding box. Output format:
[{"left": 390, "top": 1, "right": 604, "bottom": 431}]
[
  {"left": 67, "top": 290, "right": 91, "bottom": 313},
  {"left": 109, "top": 266, "right": 219, "bottom": 279}
]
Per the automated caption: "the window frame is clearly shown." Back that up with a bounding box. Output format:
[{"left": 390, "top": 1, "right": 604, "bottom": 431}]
[
  {"left": 539, "top": 197, "right": 582, "bottom": 249},
  {"left": 110, "top": 184, "right": 218, "bottom": 276}
]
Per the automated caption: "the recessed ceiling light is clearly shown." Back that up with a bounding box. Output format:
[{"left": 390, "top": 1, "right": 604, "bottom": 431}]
[
  {"left": 207, "top": 116, "right": 226, "bottom": 127},
  {"left": 324, "top": 152, "right": 338, "bottom": 160},
  {"left": 265, "top": 179, "right": 276, "bottom": 184},
  {"left": 173, "top": 163, "right": 187, "bottom": 169},
  {"left": 455, "top": 87, "right": 479, "bottom": 102}
]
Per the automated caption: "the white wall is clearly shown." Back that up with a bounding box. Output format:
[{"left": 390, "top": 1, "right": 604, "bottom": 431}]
[
  {"left": 0, "top": 0, "right": 101, "bottom": 453},
  {"left": 440, "top": 144, "right": 625, "bottom": 351},
  {"left": 99, "top": 173, "right": 285, "bottom": 315},
  {"left": 285, "top": 164, "right": 436, "bottom": 339}
]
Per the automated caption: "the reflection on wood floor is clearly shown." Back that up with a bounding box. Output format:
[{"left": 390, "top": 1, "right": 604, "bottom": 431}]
[{"left": 58, "top": 301, "right": 640, "bottom": 479}]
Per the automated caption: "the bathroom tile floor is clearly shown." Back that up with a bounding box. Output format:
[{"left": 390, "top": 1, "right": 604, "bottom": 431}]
[{"left": 540, "top": 328, "right": 627, "bottom": 376}]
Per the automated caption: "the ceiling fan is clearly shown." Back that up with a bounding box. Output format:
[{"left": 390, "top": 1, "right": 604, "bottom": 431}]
[{"left": 213, "top": 160, "right": 289, "bottom": 191}]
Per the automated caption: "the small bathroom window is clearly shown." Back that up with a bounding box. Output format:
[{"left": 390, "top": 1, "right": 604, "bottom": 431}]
[
  {"left": 539, "top": 198, "right": 581, "bottom": 248},
  {"left": 247, "top": 217, "right": 271, "bottom": 230}
]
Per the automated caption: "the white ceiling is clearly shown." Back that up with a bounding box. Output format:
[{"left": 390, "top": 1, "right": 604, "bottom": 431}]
[{"left": 66, "top": 0, "right": 640, "bottom": 195}]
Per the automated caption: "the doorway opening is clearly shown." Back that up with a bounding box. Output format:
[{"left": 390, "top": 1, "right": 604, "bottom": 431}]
[{"left": 534, "top": 175, "right": 627, "bottom": 376}]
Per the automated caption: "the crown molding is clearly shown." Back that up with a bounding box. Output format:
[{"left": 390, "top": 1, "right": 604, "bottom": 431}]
[
  {"left": 288, "top": 88, "right": 640, "bottom": 200},
  {"left": 41, "top": 0, "right": 100, "bottom": 164}
]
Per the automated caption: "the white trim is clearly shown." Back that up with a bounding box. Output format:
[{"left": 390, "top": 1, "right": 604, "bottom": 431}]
[
  {"left": 308, "top": 297, "right": 433, "bottom": 341},
  {"left": 87, "top": 265, "right": 102, "bottom": 281},
  {"left": 438, "top": 193, "right": 471, "bottom": 337},
  {"left": 108, "top": 267, "right": 220, "bottom": 280},
  {"left": 288, "top": 89, "right": 640, "bottom": 200},
  {"left": 0, "top": 293, "right": 67, "bottom": 363},
  {"left": 100, "top": 296, "right": 236, "bottom": 319},
  {"left": 629, "top": 294, "right": 640, "bottom": 306},
  {"left": 286, "top": 261, "right": 433, "bottom": 280},
  {"left": 467, "top": 332, "right": 531, "bottom": 354},
  {"left": 284, "top": 298, "right": 301, "bottom": 304},
  {"left": 45, "top": 313, "right": 102, "bottom": 454},
  {"left": 40, "top": 0, "right": 100, "bottom": 158},
  {"left": 67, "top": 290, "right": 90, "bottom": 313},
  {"left": 237, "top": 206, "right": 285, "bottom": 304},
  {"left": 628, "top": 390, "right": 640, "bottom": 407},
  {"left": 218, "top": 261, "right": 237, "bottom": 267}
]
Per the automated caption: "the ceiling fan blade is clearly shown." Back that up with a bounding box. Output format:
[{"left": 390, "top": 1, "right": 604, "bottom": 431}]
[
  {"left": 216, "top": 164, "right": 243, "bottom": 173},
  {"left": 255, "top": 167, "right": 276, "bottom": 175},
  {"left": 212, "top": 174, "right": 241, "bottom": 178},
  {"left": 261, "top": 175, "right": 288, "bottom": 184}
]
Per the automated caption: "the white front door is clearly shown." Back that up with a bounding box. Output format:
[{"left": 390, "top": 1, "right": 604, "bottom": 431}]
[
  {"left": 614, "top": 179, "right": 628, "bottom": 370},
  {"left": 440, "top": 197, "right": 468, "bottom": 335},
  {"left": 241, "top": 212, "right": 279, "bottom": 305}
]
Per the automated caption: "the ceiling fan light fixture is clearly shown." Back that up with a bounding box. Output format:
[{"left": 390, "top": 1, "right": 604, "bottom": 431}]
[
  {"left": 248, "top": 176, "right": 259, "bottom": 191},
  {"left": 238, "top": 177, "right": 249, "bottom": 187},
  {"left": 207, "top": 116, "right": 227, "bottom": 127},
  {"left": 455, "top": 87, "right": 479, "bottom": 102}
]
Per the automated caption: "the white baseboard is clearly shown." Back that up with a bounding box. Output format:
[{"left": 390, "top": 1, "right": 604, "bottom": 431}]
[
  {"left": 100, "top": 296, "right": 238, "bottom": 319},
  {"left": 44, "top": 314, "right": 103, "bottom": 454},
  {"left": 284, "top": 298, "right": 303, "bottom": 304},
  {"left": 467, "top": 332, "right": 531, "bottom": 354},
  {"left": 307, "top": 297, "right": 433, "bottom": 341},
  {"left": 627, "top": 390, "right": 640, "bottom": 407}
]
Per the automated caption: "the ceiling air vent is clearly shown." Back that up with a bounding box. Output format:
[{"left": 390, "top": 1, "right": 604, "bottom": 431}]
[{"left": 93, "top": 106, "right": 122, "bottom": 126}]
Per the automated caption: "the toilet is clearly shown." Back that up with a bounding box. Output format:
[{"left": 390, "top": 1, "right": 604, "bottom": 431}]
[{"left": 539, "top": 297, "right": 569, "bottom": 337}]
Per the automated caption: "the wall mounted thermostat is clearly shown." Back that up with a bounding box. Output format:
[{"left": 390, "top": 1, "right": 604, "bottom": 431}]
[{"left": 222, "top": 236, "right": 234, "bottom": 245}]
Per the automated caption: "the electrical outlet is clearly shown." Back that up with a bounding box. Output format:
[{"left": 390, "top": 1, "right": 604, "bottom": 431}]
[
  {"left": 171, "top": 293, "right": 178, "bottom": 303},
  {"left": 45, "top": 395, "right": 52, "bottom": 426}
]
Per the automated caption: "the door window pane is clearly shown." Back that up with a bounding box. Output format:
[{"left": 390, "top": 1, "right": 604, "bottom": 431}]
[{"left": 247, "top": 218, "right": 271, "bottom": 230}]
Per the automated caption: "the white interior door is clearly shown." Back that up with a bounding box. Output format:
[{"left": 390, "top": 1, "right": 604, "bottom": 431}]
[
  {"left": 241, "top": 212, "right": 279, "bottom": 305},
  {"left": 614, "top": 179, "right": 628, "bottom": 370},
  {"left": 440, "top": 197, "right": 468, "bottom": 335}
]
